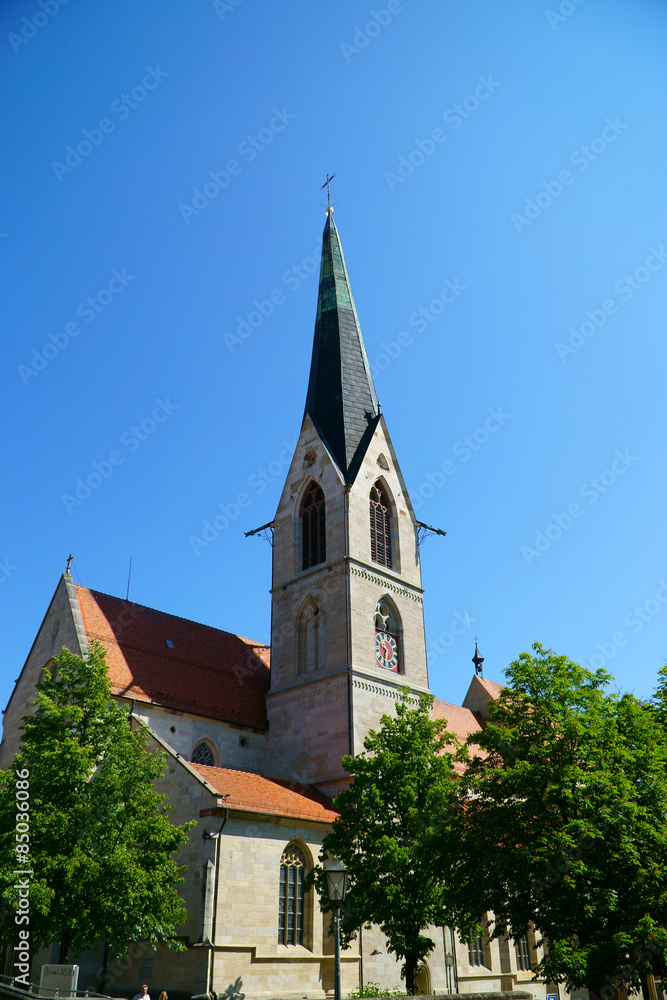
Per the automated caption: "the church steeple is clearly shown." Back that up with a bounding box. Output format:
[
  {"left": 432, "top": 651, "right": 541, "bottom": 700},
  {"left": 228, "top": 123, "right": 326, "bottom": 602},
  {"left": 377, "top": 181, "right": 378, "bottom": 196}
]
[
  {"left": 267, "top": 209, "right": 430, "bottom": 794},
  {"left": 304, "top": 212, "right": 380, "bottom": 484}
]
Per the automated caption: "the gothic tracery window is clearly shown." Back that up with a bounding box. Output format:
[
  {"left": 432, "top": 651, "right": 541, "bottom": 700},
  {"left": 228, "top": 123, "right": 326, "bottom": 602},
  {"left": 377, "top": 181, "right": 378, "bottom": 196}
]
[
  {"left": 278, "top": 842, "right": 306, "bottom": 946},
  {"left": 300, "top": 483, "right": 326, "bottom": 570},
  {"left": 297, "top": 600, "right": 326, "bottom": 675},
  {"left": 374, "top": 598, "right": 400, "bottom": 673},
  {"left": 370, "top": 481, "right": 392, "bottom": 568},
  {"left": 191, "top": 740, "right": 215, "bottom": 767}
]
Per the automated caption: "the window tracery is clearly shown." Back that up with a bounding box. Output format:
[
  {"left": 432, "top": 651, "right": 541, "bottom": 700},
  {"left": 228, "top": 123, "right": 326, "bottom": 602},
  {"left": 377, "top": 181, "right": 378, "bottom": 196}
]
[
  {"left": 297, "top": 600, "right": 325, "bottom": 674},
  {"left": 278, "top": 843, "right": 306, "bottom": 945},
  {"left": 191, "top": 740, "right": 215, "bottom": 767}
]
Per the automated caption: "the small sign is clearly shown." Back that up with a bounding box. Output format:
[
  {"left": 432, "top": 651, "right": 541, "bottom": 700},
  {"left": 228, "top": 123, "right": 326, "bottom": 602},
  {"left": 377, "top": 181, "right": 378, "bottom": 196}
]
[
  {"left": 39, "top": 964, "right": 79, "bottom": 998},
  {"left": 547, "top": 994, "right": 558, "bottom": 1000}
]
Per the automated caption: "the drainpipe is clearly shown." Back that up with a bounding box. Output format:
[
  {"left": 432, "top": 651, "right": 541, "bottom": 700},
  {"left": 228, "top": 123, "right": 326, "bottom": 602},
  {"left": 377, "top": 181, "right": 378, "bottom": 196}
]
[
  {"left": 450, "top": 927, "right": 458, "bottom": 993},
  {"left": 359, "top": 924, "right": 363, "bottom": 993}
]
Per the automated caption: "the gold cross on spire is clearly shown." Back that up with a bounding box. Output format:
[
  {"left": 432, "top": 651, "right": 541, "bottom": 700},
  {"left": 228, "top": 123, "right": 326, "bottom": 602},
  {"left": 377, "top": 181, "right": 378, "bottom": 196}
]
[{"left": 321, "top": 172, "right": 336, "bottom": 213}]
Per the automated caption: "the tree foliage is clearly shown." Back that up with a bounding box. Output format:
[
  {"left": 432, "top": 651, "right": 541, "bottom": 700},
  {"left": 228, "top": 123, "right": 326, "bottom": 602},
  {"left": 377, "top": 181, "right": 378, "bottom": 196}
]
[
  {"left": 457, "top": 643, "right": 667, "bottom": 1000},
  {"left": 307, "top": 691, "right": 466, "bottom": 995},
  {"left": 0, "top": 642, "right": 194, "bottom": 963}
]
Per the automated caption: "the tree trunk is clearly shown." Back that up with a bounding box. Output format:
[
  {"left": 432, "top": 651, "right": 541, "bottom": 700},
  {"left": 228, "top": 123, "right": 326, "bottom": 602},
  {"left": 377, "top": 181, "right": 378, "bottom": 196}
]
[
  {"left": 404, "top": 954, "right": 418, "bottom": 996},
  {"left": 587, "top": 982, "right": 618, "bottom": 1000},
  {"left": 640, "top": 973, "right": 655, "bottom": 1000},
  {"left": 98, "top": 942, "right": 109, "bottom": 993},
  {"left": 58, "top": 933, "right": 70, "bottom": 965}
]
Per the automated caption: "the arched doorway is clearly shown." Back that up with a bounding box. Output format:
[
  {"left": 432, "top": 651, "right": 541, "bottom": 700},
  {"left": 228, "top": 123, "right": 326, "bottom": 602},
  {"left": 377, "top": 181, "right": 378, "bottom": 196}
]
[{"left": 416, "top": 964, "right": 431, "bottom": 995}]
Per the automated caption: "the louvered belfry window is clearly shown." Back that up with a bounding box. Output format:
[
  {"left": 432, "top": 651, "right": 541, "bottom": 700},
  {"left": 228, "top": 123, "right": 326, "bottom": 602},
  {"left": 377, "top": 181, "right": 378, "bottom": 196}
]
[
  {"left": 370, "top": 481, "right": 392, "bottom": 568},
  {"left": 278, "top": 843, "right": 306, "bottom": 945},
  {"left": 301, "top": 483, "right": 326, "bottom": 570}
]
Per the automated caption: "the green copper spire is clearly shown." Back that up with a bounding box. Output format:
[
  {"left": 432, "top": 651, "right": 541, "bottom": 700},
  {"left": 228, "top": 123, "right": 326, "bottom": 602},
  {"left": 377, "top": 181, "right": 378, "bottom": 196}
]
[{"left": 304, "top": 211, "right": 380, "bottom": 483}]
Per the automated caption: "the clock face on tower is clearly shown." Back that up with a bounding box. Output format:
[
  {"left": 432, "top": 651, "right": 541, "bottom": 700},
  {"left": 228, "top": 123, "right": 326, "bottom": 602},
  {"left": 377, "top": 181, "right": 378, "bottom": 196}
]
[{"left": 375, "top": 630, "right": 399, "bottom": 671}]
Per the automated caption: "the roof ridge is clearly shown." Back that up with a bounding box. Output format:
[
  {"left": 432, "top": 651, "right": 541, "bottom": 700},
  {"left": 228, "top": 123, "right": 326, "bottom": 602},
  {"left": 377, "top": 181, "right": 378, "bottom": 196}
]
[{"left": 76, "top": 585, "right": 269, "bottom": 648}]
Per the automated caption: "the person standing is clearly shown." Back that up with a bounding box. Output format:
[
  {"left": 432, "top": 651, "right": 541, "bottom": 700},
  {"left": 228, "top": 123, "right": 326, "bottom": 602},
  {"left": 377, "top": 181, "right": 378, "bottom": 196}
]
[{"left": 133, "top": 985, "right": 150, "bottom": 1000}]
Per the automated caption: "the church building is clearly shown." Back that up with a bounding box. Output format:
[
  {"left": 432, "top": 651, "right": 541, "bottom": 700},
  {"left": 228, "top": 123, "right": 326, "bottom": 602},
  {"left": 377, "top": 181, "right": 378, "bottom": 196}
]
[{"left": 0, "top": 209, "right": 552, "bottom": 1000}]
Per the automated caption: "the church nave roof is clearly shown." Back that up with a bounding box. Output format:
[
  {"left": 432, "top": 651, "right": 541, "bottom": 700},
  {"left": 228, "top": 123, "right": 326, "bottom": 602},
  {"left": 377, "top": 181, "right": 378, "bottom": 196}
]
[{"left": 74, "top": 585, "right": 270, "bottom": 729}]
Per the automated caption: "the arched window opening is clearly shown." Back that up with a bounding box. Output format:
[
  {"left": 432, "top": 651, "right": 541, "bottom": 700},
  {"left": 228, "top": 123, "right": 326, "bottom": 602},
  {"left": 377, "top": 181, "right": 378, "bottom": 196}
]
[
  {"left": 278, "top": 843, "right": 306, "bottom": 945},
  {"left": 191, "top": 741, "right": 215, "bottom": 767},
  {"left": 300, "top": 483, "right": 326, "bottom": 570},
  {"left": 370, "top": 481, "right": 392, "bottom": 568},
  {"left": 468, "top": 935, "right": 485, "bottom": 967},
  {"left": 468, "top": 919, "right": 490, "bottom": 968},
  {"left": 374, "top": 598, "right": 400, "bottom": 673},
  {"left": 297, "top": 601, "right": 326, "bottom": 675},
  {"left": 516, "top": 934, "right": 531, "bottom": 971}
]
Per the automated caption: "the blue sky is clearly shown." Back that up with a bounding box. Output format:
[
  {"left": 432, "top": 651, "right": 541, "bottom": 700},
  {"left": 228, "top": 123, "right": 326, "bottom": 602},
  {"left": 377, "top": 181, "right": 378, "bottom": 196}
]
[{"left": 2, "top": 0, "right": 667, "bottom": 713}]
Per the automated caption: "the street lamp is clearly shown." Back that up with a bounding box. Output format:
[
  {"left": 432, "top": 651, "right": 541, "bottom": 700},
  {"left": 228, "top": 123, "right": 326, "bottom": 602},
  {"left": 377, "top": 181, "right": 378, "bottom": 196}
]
[
  {"left": 445, "top": 953, "right": 455, "bottom": 994},
  {"left": 325, "top": 858, "right": 349, "bottom": 1000}
]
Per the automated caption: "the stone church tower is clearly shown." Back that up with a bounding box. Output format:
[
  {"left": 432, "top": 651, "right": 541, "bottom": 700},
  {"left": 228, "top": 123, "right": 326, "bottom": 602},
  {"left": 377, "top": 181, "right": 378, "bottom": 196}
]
[{"left": 266, "top": 209, "right": 431, "bottom": 797}]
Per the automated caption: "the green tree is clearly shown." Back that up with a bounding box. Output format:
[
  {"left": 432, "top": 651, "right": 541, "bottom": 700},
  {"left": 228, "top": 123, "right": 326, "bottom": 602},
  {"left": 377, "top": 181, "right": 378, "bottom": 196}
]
[
  {"left": 457, "top": 643, "right": 667, "bottom": 1000},
  {"left": 307, "top": 691, "right": 466, "bottom": 995},
  {"left": 0, "top": 642, "right": 194, "bottom": 964}
]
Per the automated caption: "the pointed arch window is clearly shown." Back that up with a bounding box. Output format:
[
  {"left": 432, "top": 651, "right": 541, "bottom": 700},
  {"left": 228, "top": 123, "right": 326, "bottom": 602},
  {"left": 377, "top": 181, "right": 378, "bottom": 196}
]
[
  {"left": 191, "top": 741, "right": 215, "bottom": 767},
  {"left": 516, "top": 933, "right": 532, "bottom": 971},
  {"left": 278, "top": 843, "right": 306, "bottom": 945},
  {"left": 374, "top": 598, "right": 400, "bottom": 673},
  {"left": 300, "top": 483, "right": 326, "bottom": 570},
  {"left": 468, "top": 918, "right": 490, "bottom": 968},
  {"left": 297, "top": 600, "right": 326, "bottom": 675},
  {"left": 468, "top": 935, "right": 485, "bottom": 967},
  {"left": 370, "top": 481, "right": 392, "bottom": 569}
]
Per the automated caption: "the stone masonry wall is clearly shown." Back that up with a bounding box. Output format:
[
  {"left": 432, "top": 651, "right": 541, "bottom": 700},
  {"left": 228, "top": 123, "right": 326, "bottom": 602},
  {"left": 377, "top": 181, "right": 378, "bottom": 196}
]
[
  {"left": 0, "top": 574, "right": 87, "bottom": 769},
  {"left": 132, "top": 702, "right": 267, "bottom": 775}
]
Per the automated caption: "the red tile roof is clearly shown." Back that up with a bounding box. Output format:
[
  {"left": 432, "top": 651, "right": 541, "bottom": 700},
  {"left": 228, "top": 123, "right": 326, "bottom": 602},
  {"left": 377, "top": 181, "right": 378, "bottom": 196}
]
[
  {"left": 478, "top": 676, "right": 504, "bottom": 700},
  {"left": 432, "top": 698, "right": 484, "bottom": 742},
  {"left": 191, "top": 764, "right": 338, "bottom": 822},
  {"left": 432, "top": 698, "right": 485, "bottom": 774},
  {"left": 74, "top": 587, "right": 270, "bottom": 729}
]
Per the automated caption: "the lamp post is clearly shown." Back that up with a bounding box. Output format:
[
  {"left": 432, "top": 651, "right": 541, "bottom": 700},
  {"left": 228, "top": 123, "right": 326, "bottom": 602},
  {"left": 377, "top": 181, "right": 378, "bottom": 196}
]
[
  {"left": 445, "top": 953, "right": 454, "bottom": 994},
  {"left": 325, "top": 858, "right": 349, "bottom": 1000}
]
